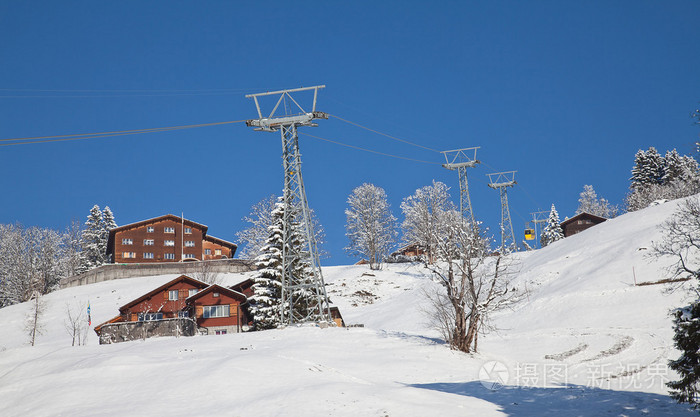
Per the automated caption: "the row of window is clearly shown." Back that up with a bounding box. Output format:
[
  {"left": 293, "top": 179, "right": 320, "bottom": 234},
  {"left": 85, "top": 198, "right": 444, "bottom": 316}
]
[
  {"left": 203, "top": 305, "right": 230, "bottom": 318},
  {"left": 168, "top": 289, "right": 200, "bottom": 300},
  {"left": 142, "top": 226, "right": 193, "bottom": 234},
  {"left": 137, "top": 311, "right": 190, "bottom": 321},
  {"left": 122, "top": 238, "right": 196, "bottom": 247},
  {"left": 136, "top": 305, "right": 230, "bottom": 321},
  {"left": 121, "top": 252, "right": 196, "bottom": 259}
]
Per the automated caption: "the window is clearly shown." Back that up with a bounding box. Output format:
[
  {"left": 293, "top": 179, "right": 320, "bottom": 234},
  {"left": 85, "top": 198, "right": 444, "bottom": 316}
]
[
  {"left": 185, "top": 227, "right": 192, "bottom": 234},
  {"left": 205, "top": 249, "right": 211, "bottom": 255},
  {"left": 183, "top": 253, "right": 196, "bottom": 259},
  {"left": 164, "top": 253, "right": 175, "bottom": 260},
  {"left": 185, "top": 240, "right": 195, "bottom": 247},
  {"left": 213, "top": 292, "right": 220, "bottom": 298},
  {"left": 122, "top": 238, "right": 133, "bottom": 245},
  {"left": 215, "top": 330, "right": 227, "bottom": 335},
  {"left": 146, "top": 226, "right": 154, "bottom": 233},
  {"left": 202, "top": 305, "right": 229, "bottom": 318},
  {"left": 164, "top": 227, "right": 175, "bottom": 233},
  {"left": 178, "top": 311, "right": 189, "bottom": 318},
  {"left": 215, "top": 249, "right": 222, "bottom": 256},
  {"left": 144, "top": 239, "right": 154, "bottom": 246},
  {"left": 143, "top": 252, "right": 154, "bottom": 259},
  {"left": 189, "top": 289, "right": 199, "bottom": 297},
  {"left": 122, "top": 252, "right": 136, "bottom": 259},
  {"left": 168, "top": 290, "right": 179, "bottom": 300},
  {"left": 138, "top": 312, "right": 163, "bottom": 321},
  {"left": 164, "top": 240, "right": 175, "bottom": 246}
]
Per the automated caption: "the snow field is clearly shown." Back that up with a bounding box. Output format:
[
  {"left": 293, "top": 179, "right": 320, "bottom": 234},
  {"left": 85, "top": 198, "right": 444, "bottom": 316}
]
[{"left": 0, "top": 197, "right": 697, "bottom": 416}]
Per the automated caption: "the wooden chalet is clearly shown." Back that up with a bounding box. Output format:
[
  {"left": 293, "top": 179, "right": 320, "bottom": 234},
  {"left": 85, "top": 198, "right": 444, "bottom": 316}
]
[
  {"left": 560, "top": 212, "right": 608, "bottom": 238},
  {"left": 187, "top": 284, "right": 249, "bottom": 335},
  {"left": 94, "top": 275, "right": 251, "bottom": 343},
  {"left": 106, "top": 214, "right": 236, "bottom": 264}
]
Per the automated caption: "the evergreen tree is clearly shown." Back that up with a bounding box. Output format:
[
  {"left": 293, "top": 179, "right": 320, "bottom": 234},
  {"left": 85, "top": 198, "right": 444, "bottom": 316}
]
[
  {"left": 668, "top": 298, "right": 700, "bottom": 407},
  {"left": 249, "top": 199, "right": 284, "bottom": 330},
  {"left": 627, "top": 148, "right": 700, "bottom": 211},
  {"left": 285, "top": 197, "right": 319, "bottom": 322},
  {"left": 101, "top": 206, "right": 117, "bottom": 262},
  {"left": 663, "top": 149, "right": 684, "bottom": 184},
  {"left": 81, "top": 205, "right": 105, "bottom": 270},
  {"left": 249, "top": 195, "right": 320, "bottom": 327},
  {"left": 630, "top": 147, "right": 665, "bottom": 189},
  {"left": 540, "top": 204, "right": 564, "bottom": 247}
]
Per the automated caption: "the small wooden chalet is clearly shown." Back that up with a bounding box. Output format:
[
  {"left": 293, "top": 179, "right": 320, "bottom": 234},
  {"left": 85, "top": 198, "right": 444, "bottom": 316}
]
[
  {"left": 94, "top": 275, "right": 251, "bottom": 343},
  {"left": 560, "top": 212, "right": 608, "bottom": 238},
  {"left": 106, "top": 214, "right": 237, "bottom": 264},
  {"left": 187, "top": 284, "right": 248, "bottom": 335}
]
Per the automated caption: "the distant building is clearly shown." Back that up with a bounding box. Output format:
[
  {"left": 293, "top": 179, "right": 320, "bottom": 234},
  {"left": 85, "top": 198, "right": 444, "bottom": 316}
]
[
  {"left": 106, "top": 214, "right": 236, "bottom": 264},
  {"left": 560, "top": 212, "right": 607, "bottom": 238}
]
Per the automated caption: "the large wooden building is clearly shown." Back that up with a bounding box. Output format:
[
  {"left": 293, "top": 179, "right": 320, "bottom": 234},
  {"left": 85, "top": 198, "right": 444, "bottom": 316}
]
[
  {"left": 94, "top": 275, "right": 252, "bottom": 343},
  {"left": 106, "top": 214, "right": 236, "bottom": 264},
  {"left": 560, "top": 212, "right": 608, "bottom": 238}
]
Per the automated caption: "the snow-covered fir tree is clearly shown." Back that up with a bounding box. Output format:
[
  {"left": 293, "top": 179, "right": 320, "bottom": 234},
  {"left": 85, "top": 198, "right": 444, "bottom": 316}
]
[
  {"left": 249, "top": 195, "right": 321, "bottom": 326},
  {"left": 668, "top": 298, "right": 700, "bottom": 407},
  {"left": 101, "top": 206, "right": 117, "bottom": 262},
  {"left": 285, "top": 198, "right": 320, "bottom": 322},
  {"left": 345, "top": 183, "right": 397, "bottom": 270},
  {"left": 627, "top": 148, "right": 700, "bottom": 211},
  {"left": 630, "top": 147, "right": 665, "bottom": 189},
  {"left": 576, "top": 185, "right": 617, "bottom": 218},
  {"left": 653, "top": 196, "right": 700, "bottom": 407},
  {"left": 80, "top": 205, "right": 106, "bottom": 270},
  {"left": 540, "top": 204, "right": 564, "bottom": 247},
  {"left": 249, "top": 199, "right": 284, "bottom": 330}
]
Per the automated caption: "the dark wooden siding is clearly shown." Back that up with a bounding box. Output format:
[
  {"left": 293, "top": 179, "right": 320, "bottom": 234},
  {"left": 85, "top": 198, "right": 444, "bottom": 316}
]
[{"left": 113, "top": 219, "right": 205, "bottom": 263}]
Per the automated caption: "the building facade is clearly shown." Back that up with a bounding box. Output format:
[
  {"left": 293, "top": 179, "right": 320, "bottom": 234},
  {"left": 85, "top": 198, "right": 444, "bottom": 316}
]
[
  {"left": 107, "top": 214, "right": 236, "bottom": 264},
  {"left": 94, "top": 275, "right": 252, "bottom": 343}
]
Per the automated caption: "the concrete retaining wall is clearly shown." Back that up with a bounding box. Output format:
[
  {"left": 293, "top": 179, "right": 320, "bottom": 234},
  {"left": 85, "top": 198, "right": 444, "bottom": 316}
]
[{"left": 60, "top": 259, "right": 255, "bottom": 289}]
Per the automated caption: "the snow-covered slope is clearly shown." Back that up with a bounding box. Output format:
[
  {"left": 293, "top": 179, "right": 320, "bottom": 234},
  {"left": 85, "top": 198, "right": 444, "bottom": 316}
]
[{"left": 0, "top": 199, "right": 696, "bottom": 416}]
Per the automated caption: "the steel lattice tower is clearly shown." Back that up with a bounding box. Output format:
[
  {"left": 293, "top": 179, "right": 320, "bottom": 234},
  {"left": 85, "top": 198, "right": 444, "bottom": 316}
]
[
  {"left": 441, "top": 147, "right": 480, "bottom": 224},
  {"left": 246, "top": 86, "right": 331, "bottom": 325},
  {"left": 530, "top": 211, "right": 549, "bottom": 248},
  {"left": 487, "top": 171, "right": 517, "bottom": 252}
]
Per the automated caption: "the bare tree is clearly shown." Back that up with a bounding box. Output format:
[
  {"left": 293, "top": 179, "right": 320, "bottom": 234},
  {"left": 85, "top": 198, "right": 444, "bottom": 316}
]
[
  {"left": 576, "top": 185, "right": 618, "bottom": 218},
  {"left": 345, "top": 183, "right": 397, "bottom": 270},
  {"left": 192, "top": 261, "right": 222, "bottom": 285},
  {"left": 401, "top": 181, "right": 455, "bottom": 263},
  {"left": 64, "top": 301, "right": 89, "bottom": 346},
  {"left": 25, "top": 291, "right": 45, "bottom": 346},
  {"left": 653, "top": 196, "right": 700, "bottom": 280},
  {"left": 236, "top": 195, "right": 278, "bottom": 259},
  {"left": 424, "top": 209, "right": 523, "bottom": 353},
  {"left": 237, "top": 194, "right": 328, "bottom": 260}
]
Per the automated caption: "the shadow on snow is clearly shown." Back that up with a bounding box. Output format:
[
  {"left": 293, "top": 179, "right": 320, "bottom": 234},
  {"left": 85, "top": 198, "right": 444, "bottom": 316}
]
[{"left": 407, "top": 381, "right": 694, "bottom": 416}]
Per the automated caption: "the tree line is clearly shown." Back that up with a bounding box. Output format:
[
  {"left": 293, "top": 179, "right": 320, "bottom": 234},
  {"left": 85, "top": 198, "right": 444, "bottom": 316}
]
[{"left": 0, "top": 205, "right": 116, "bottom": 308}]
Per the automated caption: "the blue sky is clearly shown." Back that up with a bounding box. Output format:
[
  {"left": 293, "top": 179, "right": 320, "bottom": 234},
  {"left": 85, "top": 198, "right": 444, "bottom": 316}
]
[{"left": 1, "top": 1, "right": 698, "bottom": 265}]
